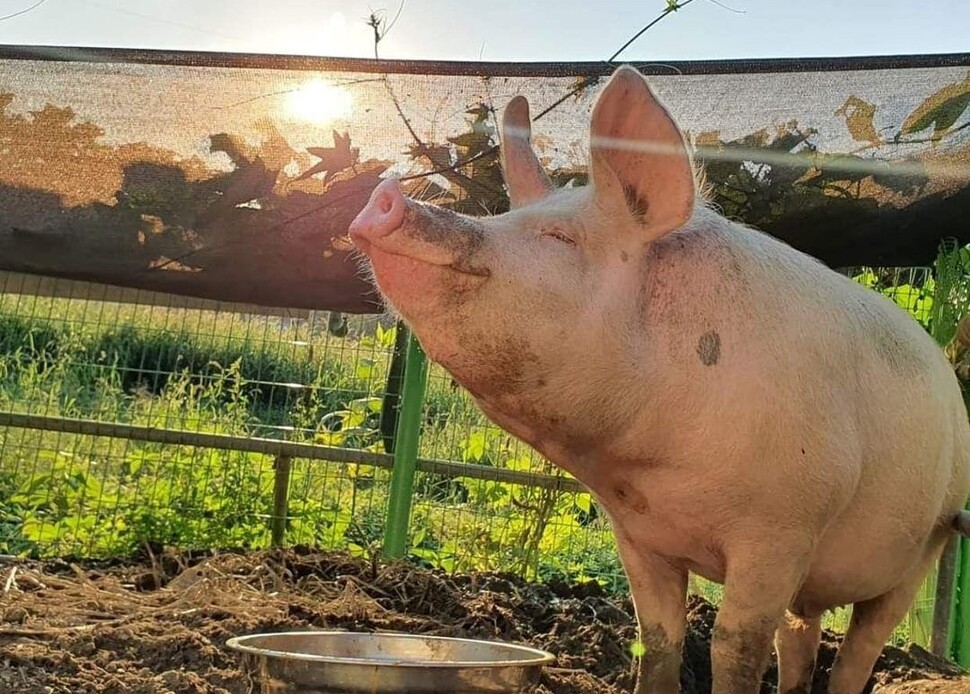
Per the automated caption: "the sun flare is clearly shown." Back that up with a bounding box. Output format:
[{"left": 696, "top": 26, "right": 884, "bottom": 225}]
[{"left": 286, "top": 80, "right": 353, "bottom": 124}]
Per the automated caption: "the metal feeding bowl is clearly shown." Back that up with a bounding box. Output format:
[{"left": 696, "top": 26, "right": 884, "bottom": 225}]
[{"left": 226, "top": 631, "right": 556, "bottom": 693}]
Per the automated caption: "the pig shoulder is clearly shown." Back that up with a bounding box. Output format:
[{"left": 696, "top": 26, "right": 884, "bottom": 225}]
[{"left": 650, "top": 209, "right": 948, "bottom": 383}]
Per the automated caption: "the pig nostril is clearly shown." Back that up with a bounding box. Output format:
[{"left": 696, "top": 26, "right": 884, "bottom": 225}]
[{"left": 379, "top": 197, "right": 393, "bottom": 214}]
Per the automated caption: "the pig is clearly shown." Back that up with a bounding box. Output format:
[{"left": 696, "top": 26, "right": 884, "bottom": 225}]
[{"left": 348, "top": 65, "right": 970, "bottom": 694}]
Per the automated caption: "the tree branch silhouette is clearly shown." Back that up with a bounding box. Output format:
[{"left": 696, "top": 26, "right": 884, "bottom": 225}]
[{"left": 0, "top": 0, "right": 52, "bottom": 23}]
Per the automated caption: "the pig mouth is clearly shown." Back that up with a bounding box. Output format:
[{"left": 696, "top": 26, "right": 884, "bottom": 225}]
[{"left": 352, "top": 234, "right": 491, "bottom": 279}]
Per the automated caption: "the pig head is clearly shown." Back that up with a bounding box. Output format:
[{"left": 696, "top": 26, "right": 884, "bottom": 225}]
[{"left": 350, "top": 66, "right": 970, "bottom": 694}]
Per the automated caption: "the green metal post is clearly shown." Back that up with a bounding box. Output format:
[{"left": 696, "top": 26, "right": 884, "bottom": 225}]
[
  {"left": 933, "top": 537, "right": 958, "bottom": 655},
  {"left": 379, "top": 321, "right": 410, "bottom": 454},
  {"left": 381, "top": 327, "right": 429, "bottom": 560},
  {"left": 947, "top": 538, "right": 959, "bottom": 660}
]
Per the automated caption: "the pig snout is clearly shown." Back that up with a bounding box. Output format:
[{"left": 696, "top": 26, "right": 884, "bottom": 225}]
[
  {"left": 348, "top": 178, "right": 487, "bottom": 273},
  {"left": 349, "top": 178, "right": 406, "bottom": 244}
]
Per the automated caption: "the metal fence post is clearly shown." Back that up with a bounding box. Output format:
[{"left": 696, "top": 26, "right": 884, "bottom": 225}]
[
  {"left": 270, "top": 454, "right": 292, "bottom": 547},
  {"left": 380, "top": 321, "right": 410, "bottom": 455},
  {"left": 953, "top": 530, "right": 970, "bottom": 666},
  {"left": 381, "top": 327, "right": 429, "bottom": 559},
  {"left": 932, "top": 536, "right": 959, "bottom": 656}
]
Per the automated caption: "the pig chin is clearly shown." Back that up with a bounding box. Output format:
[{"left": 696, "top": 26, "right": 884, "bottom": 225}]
[{"left": 360, "top": 241, "right": 486, "bottom": 325}]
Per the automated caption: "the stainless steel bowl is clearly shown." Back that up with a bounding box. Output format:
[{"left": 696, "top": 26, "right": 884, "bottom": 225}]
[{"left": 226, "top": 630, "right": 556, "bottom": 693}]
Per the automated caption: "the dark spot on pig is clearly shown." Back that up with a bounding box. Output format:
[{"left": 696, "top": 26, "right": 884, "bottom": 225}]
[
  {"left": 620, "top": 250, "right": 629, "bottom": 263},
  {"left": 801, "top": 448, "right": 806, "bottom": 455},
  {"left": 614, "top": 485, "right": 649, "bottom": 514},
  {"left": 696, "top": 330, "right": 721, "bottom": 366},
  {"left": 622, "top": 183, "right": 649, "bottom": 222}
]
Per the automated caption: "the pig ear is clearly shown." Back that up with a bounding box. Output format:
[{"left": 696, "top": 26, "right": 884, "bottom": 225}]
[
  {"left": 589, "top": 66, "right": 695, "bottom": 239},
  {"left": 500, "top": 96, "right": 554, "bottom": 209}
]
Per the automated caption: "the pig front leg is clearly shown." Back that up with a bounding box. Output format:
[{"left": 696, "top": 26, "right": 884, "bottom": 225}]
[
  {"left": 711, "top": 550, "right": 811, "bottom": 694},
  {"left": 614, "top": 533, "right": 689, "bottom": 694}
]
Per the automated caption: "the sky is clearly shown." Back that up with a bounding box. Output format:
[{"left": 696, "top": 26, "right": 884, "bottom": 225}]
[{"left": 0, "top": 0, "right": 967, "bottom": 63}]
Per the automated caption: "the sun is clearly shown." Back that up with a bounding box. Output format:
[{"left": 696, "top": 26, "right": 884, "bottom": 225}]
[{"left": 285, "top": 80, "right": 353, "bottom": 124}]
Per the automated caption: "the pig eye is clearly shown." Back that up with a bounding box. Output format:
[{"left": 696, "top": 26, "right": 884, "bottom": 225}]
[{"left": 541, "top": 229, "right": 576, "bottom": 246}]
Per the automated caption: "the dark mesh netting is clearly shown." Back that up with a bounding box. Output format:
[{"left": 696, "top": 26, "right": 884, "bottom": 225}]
[{"left": 0, "top": 47, "right": 968, "bottom": 312}]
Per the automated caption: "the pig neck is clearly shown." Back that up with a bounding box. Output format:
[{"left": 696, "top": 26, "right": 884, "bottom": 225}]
[
  {"left": 469, "top": 369, "right": 665, "bottom": 505},
  {"left": 462, "top": 315, "right": 662, "bottom": 490}
]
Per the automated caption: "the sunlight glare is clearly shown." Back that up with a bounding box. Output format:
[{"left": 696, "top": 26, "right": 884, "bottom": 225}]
[
  {"left": 286, "top": 80, "right": 353, "bottom": 124},
  {"left": 328, "top": 11, "right": 347, "bottom": 33}
]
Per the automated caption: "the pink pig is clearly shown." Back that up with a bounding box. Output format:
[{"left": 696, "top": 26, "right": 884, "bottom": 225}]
[{"left": 349, "top": 66, "right": 970, "bottom": 694}]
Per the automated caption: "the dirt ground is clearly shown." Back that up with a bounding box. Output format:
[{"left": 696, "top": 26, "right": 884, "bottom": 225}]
[{"left": 0, "top": 548, "right": 966, "bottom": 693}]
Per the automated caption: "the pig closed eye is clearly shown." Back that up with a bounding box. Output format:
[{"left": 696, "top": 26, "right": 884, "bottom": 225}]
[{"left": 540, "top": 230, "right": 576, "bottom": 246}]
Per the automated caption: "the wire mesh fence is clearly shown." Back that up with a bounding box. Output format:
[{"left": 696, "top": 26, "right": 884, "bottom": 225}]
[
  {"left": 0, "top": 270, "right": 611, "bottom": 579},
  {"left": 0, "top": 271, "right": 395, "bottom": 559},
  {"left": 0, "top": 261, "right": 958, "bottom": 650}
]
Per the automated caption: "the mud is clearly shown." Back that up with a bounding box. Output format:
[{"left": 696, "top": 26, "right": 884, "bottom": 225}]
[{"left": 0, "top": 548, "right": 965, "bottom": 693}]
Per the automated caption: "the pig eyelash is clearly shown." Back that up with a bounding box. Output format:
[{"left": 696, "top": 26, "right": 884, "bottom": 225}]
[{"left": 540, "top": 229, "right": 576, "bottom": 246}]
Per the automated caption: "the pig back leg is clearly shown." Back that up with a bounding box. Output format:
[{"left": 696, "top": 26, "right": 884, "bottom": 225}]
[
  {"left": 614, "top": 532, "right": 689, "bottom": 694},
  {"left": 775, "top": 611, "right": 822, "bottom": 693},
  {"left": 827, "top": 537, "right": 949, "bottom": 694}
]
